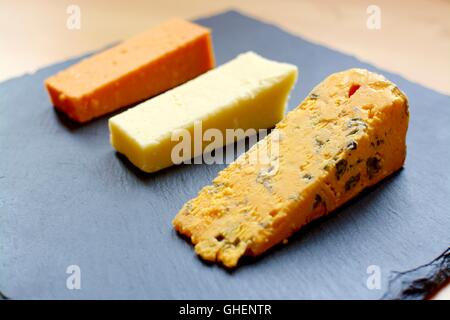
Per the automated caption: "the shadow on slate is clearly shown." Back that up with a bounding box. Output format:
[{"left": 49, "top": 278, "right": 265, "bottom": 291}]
[{"left": 0, "top": 10, "right": 449, "bottom": 299}]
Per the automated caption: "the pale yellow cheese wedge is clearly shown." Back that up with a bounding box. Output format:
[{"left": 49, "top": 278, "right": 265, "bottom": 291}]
[{"left": 109, "top": 52, "right": 298, "bottom": 173}]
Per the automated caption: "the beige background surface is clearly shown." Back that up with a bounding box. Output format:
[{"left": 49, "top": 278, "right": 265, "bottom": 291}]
[
  {"left": 1, "top": 0, "right": 449, "bottom": 299},
  {"left": 1, "top": 0, "right": 449, "bottom": 95}
]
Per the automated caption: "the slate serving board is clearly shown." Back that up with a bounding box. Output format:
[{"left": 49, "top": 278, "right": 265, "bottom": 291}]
[{"left": 1, "top": 11, "right": 449, "bottom": 300}]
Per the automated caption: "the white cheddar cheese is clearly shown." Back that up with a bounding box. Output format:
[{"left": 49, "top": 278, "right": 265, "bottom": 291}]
[{"left": 109, "top": 52, "right": 298, "bottom": 172}]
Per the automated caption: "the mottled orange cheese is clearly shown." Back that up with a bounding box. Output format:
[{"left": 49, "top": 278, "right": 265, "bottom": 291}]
[
  {"left": 173, "top": 68, "right": 409, "bottom": 268},
  {"left": 45, "top": 18, "right": 214, "bottom": 122}
]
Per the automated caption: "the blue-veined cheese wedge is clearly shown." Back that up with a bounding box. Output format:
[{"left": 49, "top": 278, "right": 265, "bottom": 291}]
[{"left": 173, "top": 69, "right": 409, "bottom": 268}]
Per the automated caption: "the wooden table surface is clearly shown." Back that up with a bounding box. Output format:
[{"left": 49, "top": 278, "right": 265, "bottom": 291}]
[{"left": 1, "top": 0, "right": 449, "bottom": 299}]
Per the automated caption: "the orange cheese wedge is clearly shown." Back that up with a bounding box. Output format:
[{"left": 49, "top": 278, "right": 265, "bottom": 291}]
[{"left": 45, "top": 18, "right": 215, "bottom": 123}]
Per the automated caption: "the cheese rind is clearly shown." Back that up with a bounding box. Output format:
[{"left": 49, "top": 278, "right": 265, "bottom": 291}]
[
  {"left": 109, "top": 52, "right": 298, "bottom": 173},
  {"left": 173, "top": 68, "right": 409, "bottom": 268},
  {"left": 45, "top": 18, "right": 214, "bottom": 122}
]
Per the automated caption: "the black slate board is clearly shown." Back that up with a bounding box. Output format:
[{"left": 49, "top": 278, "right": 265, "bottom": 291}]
[{"left": 1, "top": 10, "right": 449, "bottom": 299}]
